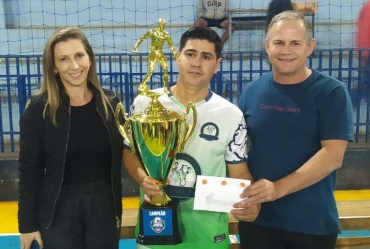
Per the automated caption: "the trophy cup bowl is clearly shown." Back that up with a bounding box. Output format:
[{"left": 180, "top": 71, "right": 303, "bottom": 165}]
[{"left": 115, "top": 93, "right": 197, "bottom": 245}]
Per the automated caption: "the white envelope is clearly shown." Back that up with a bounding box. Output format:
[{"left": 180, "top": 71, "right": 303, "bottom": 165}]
[{"left": 193, "top": 175, "right": 250, "bottom": 213}]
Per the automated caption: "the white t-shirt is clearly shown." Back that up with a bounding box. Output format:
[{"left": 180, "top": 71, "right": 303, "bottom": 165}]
[
  {"left": 196, "top": 0, "right": 229, "bottom": 20},
  {"left": 130, "top": 88, "right": 248, "bottom": 249}
]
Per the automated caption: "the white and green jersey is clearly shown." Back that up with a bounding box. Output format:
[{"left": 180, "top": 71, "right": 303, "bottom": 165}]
[{"left": 130, "top": 88, "right": 248, "bottom": 249}]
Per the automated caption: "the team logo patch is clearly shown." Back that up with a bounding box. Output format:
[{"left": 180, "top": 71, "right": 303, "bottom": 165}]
[
  {"left": 150, "top": 216, "right": 166, "bottom": 233},
  {"left": 167, "top": 153, "right": 202, "bottom": 200},
  {"left": 169, "top": 161, "right": 193, "bottom": 187},
  {"left": 199, "top": 122, "right": 219, "bottom": 141}
]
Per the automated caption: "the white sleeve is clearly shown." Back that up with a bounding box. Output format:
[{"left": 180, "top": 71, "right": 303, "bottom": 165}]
[{"left": 225, "top": 116, "right": 248, "bottom": 163}]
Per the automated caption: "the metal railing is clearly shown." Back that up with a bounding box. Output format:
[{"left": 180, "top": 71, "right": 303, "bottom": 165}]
[{"left": 0, "top": 49, "right": 369, "bottom": 153}]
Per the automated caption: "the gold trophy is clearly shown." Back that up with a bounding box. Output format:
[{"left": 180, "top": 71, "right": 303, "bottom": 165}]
[{"left": 115, "top": 18, "right": 197, "bottom": 245}]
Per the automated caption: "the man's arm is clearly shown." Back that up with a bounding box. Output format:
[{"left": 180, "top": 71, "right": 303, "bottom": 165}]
[
  {"left": 227, "top": 162, "right": 254, "bottom": 181},
  {"left": 241, "top": 139, "right": 348, "bottom": 204},
  {"left": 122, "top": 148, "right": 162, "bottom": 201},
  {"left": 228, "top": 162, "right": 260, "bottom": 222}
]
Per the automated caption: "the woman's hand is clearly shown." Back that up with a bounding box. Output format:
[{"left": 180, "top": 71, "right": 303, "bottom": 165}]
[{"left": 20, "top": 231, "right": 43, "bottom": 249}]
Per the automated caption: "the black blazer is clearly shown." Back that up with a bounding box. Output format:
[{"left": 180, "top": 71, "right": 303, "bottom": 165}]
[{"left": 18, "top": 83, "right": 124, "bottom": 233}]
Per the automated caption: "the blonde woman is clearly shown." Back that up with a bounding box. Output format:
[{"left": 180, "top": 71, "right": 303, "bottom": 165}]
[{"left": 18, "top": 27, "right": 124, "bottom": 249}]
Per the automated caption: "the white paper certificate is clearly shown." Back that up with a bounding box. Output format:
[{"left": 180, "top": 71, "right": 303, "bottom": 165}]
[{"left": 193, "top": 175, "right": 250, "bottom": 213}]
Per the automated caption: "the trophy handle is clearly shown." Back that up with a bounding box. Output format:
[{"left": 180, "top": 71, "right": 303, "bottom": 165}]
[
  {"left": 114, "top": 102, "right": 135, "bottom": 153},
  {"left": 178, "top": 102, "right": 197, "bottom": 152}
]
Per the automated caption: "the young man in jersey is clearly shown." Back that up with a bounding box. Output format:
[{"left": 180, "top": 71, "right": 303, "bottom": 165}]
[
  {"left": 123, "top": 27, "right": 260, "bottom": 249},
  {"left": 237, "top": 11, "right": 354, "bottom": 249}
]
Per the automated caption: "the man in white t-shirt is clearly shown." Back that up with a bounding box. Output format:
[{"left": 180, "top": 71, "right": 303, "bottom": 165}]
[{"left": 123, "top": 27, "right": 260, "bottom": 249}]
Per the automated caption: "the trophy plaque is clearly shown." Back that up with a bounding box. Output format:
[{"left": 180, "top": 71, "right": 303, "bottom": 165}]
[{"left": 115, "top": 18, "right": 197, "bottom": 245}]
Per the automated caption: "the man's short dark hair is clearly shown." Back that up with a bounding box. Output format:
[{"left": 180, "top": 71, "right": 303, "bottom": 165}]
[{"left": 179, "top": 27, "right": 222, "bottom": 59}]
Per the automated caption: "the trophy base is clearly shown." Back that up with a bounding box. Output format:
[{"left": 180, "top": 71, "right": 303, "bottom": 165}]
[{"left": 137, "top": 200, "right": 182, "bottom": 245}]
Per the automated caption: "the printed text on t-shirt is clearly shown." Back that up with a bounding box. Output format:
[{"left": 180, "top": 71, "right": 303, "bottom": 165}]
[{"left": 260, "top": 104, "right": 300, "bottom": 113}]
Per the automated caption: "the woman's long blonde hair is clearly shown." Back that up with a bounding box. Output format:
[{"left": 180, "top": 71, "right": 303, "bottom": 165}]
[{"left": 39, "top": 27, "right": 110, "bottom": 126}]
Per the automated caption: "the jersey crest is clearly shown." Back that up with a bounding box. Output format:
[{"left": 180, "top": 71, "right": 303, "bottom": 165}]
[
  {"left": 199, "top": 122, "right": 219, "bottom": 141},
  {"left": 167, "top": 153, "right": 201, "bottom": 201},
  {"left": 169, "top": 161, "right": 192, "bottom": 187}
]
